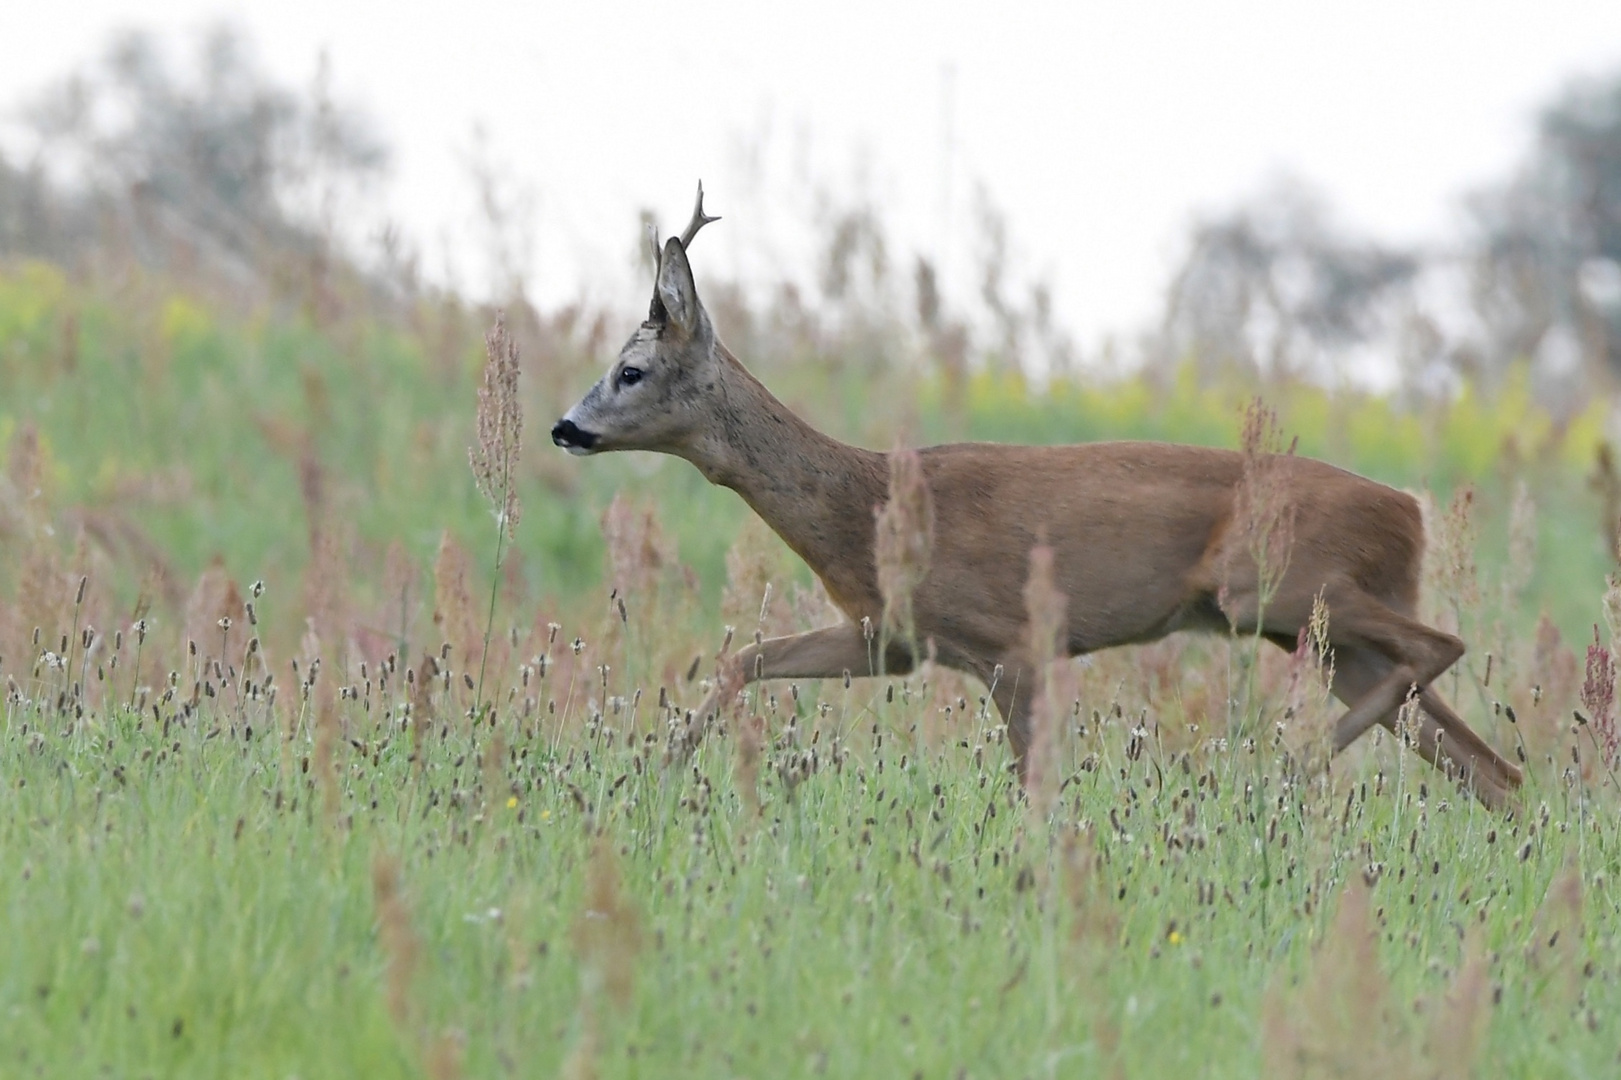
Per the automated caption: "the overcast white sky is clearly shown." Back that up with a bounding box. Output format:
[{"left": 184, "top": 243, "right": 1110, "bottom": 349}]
[{"left": 3, "top": 1, "right": 1621, "bottom": 350}]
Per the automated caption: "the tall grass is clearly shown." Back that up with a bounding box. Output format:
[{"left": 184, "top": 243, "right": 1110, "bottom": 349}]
[
  {"left": 4, "top": 259, "right": 1621, "bottom": 1076},
  {"left": 3, "top": 578, "right": 1618, "bottom": 1076}
]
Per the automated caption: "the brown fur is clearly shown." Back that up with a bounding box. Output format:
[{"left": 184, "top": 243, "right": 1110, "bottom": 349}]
[{"left": 553, "top": 194, "right": 1522, "bottom": 809}]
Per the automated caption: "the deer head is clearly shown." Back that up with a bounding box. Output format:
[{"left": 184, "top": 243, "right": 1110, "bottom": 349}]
[{"left": 551, "top": 183, "right": 721, "bottom": 456}]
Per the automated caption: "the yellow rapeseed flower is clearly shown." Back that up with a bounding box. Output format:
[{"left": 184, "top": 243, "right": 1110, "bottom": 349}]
[{"left": 506, "top": 796, "right": 518, "bottom": 809}]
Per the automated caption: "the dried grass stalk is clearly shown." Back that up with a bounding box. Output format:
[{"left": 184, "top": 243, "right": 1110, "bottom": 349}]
[
  {"left": 1234, "top": 397, "right": 1298, "bottom": 611},
  {"left": 379, "top": 539, "right": 420, "bottom": 654},
  {"left": 1262, "top": 878, "right": 1411, "bottom": 1079},
  {"left": 370, "top": 855, "right": 461, "bottom": 1078},
  {"left": 600, "top": 494, "right": 675, "bottom": 612},
  {"left": 371, "top": 855, "right": 421, "bottom": 1030},
  {"left": 185, "top": 558, "right": 247, "bottom": 673},
  {"left": 1428, "top": 928, "right": 1491, "bottom": 1080},
  {"left": 1023, "top": 542, "right": 1068, "bottom": 818},
  {"left": 1527, "top": 859, "right": 1584, "bottom": 1015},
  {"left": 1425, "top": 485, "right": 1480, "bottom": 636},
  {"left": 1280, "top": 591, "right": 1337, "bottom": 772},
  {"left": 721, "top": 515, "right": 795, "bottom": 638},
  {"left": 565, "top": 835, "right": 643, "bottom": 1077},
  {"left": 409, "top": 653, "right": 437, "bottom": 771},
  {"left": 433, "top": 530, "right": 482, "bottom": 700},
  {"left": 874, "top": 446, "right": 934, "bottom": 652},
  {"left": 1060, "top": 826, "right": 1117, "bottom": 950},
  {"left": 735, "top": 713, "right": 765, "bottom": 821},
  {"left": 312, "top": 669, "right": 341, "bottom": 820}
]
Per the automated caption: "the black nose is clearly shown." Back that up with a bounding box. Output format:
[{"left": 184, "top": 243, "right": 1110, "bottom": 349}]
[{"left": 551, "top": 418, "right": 598, "bottom": 450}]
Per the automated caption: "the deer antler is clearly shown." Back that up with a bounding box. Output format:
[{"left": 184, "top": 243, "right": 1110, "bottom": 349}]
[
  {"left": 645, "top": 184, "right": 719, "bottom": 280},
  {"left": 679, "top": 181, "right": 720, "bottom": 250}
]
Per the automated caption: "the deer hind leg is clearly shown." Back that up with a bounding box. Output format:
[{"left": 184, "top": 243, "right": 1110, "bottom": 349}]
[
  {"left": 1322, "top": 597, "right": 1521, "bottom": 809},
  {"left": 1410, "top": 686, "right": 1523, "bottom": 808},
  {"left": 675, "top": 623, "right": 913, "bottom": 759}
]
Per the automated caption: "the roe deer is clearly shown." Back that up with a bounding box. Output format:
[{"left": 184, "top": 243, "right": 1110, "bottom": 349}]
[{"left": 552, "top": 184, "right": 1523, "bottom": 810}]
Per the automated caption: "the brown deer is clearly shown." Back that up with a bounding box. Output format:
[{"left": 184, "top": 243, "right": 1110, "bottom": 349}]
[{"left": 552, "top": 185, "right": 1523, "bottom": 810}]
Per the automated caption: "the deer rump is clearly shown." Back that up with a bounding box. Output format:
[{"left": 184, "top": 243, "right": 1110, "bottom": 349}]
[{"left": 852, "top": 441, "right": 1520, "bottom": 809}]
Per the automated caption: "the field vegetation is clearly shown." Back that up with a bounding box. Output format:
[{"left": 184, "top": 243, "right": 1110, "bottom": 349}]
[
  {"left": 6, "top": 28, "right": 1621, "bottom": 1078},
  {"left": 5, "top": 253, "right": 1621, "bottom": 1077}
]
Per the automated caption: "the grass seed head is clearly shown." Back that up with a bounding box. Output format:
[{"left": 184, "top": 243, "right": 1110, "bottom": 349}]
[
  {"left": 470, "top": 313, "right": 523, "bottom": 541},
  {"left": 1581, "top": 623, "right": 1619, "bottom": 771}
]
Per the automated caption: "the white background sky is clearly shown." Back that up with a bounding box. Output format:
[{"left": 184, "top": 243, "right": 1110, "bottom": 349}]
[{"left": 3, "top": 1, "right": 1621, "bottom": 352}]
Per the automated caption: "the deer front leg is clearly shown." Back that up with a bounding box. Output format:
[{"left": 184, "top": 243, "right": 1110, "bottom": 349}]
[
  {"left": 981, "top": 655, "right": 1037, "bottom": 784},
  {"left": 671, "top": 623, "right": 914, "bottom": 760}
]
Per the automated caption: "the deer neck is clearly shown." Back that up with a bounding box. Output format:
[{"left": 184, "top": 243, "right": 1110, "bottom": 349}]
[{"left": 680, "top": 349, "right": 887, "bottom": 613}]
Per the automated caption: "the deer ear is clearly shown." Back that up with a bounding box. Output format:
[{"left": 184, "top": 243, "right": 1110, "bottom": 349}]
[{"left": 656, "top": 237, "right": 702, "bottom": 337}]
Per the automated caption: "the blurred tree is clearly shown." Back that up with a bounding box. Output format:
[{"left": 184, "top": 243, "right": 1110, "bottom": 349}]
[
  {"left": 0, "top": 154, "right": 92, "bottom": 258},
  {"left": 1466, "top": 69, "right": 1621, "bottom": 380},
  {"left": 4, "top": 25, "right": 387, "bottom": 301},
  {"left": 1157, "top": 176, "right": 1418, "bottom": 382},
  {"left": 966, "top": 184, "right": 1073, "bottom": 379}
]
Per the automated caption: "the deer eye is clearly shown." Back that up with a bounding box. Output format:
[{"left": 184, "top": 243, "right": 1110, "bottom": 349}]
[{"left": 618, "top": 365, "right": 643, "bottom": 387}]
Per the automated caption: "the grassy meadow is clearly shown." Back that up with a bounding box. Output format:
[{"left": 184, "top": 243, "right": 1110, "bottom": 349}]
[{"left": 5, "top": 258, "right": 1621, "bottom": 1077}]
